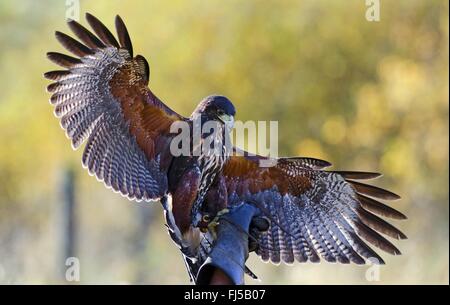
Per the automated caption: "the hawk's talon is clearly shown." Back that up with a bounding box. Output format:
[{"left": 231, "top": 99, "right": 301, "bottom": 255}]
[
  {"left": 216, "top": 208, "right": 230, "bottom": 217},
  {"left": 209, "top": 225, "right": 218, "bottom": 240},
  {"left": 207, "top": 208, "right": 230, "bottom": 239}
]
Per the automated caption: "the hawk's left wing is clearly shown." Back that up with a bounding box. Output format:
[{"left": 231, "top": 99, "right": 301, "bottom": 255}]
[{"left": 220, "top": 152, "right": 407, "bottom": 265}]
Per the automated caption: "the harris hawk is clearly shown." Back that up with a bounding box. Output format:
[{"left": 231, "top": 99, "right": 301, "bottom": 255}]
[{"left": 45, "top": 13, "right": 407, "bottom": 283}]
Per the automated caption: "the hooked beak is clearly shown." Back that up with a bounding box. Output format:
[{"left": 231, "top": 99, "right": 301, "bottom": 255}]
[{"left": 219, "top": 114, "right": 234, "bottom": 129}]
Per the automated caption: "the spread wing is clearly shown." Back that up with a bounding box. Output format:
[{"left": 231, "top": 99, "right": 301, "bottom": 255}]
[
  {"left": 221, "top": 151, "right": 407, "bottom": 265},
  {"left": 45, "top": 13, "right": 185, "bottom": 201}
]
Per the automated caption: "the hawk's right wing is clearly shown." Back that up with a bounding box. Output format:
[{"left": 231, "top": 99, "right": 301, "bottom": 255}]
[{"left": 45, "top": 13, "right": 186, "bottom": 201}]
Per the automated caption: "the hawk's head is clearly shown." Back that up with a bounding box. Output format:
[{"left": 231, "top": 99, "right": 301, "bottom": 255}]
[{"left": 192, "top": 95, "right": 236, "bottom": 130}]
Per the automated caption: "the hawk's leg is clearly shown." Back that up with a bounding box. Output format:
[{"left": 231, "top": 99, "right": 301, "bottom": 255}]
[
  {"left": 161, "top": 195, "right": 198, "bottom": 258},
  {"left": 197, "top": 174, "right": 229, "bottom": 235}
]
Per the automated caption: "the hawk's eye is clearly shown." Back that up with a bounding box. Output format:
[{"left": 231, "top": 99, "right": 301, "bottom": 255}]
[{"left": 217, "top": 109, "right": 225, "bottom": 115}]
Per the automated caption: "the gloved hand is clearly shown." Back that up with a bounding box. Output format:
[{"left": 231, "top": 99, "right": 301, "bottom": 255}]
[{"left": 196, "top": 204, "right": 271, "bottom": 285}]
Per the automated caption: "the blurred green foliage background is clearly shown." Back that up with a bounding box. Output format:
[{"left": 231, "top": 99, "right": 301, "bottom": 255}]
[{"left": 0, "top": 0, "right": 448, "bottom": 284}]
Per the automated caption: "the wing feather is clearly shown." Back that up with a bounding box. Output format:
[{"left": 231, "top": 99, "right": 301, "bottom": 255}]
[
  {"left": 349, "top": 180, "right": 401, "bottom": 200},
  {"left": 47, "top": 52, "right": 82, "bottom": 68},
  {"left": 44, "top": 70, "right": 72, "bottom": 81},
  {"left": 357, "top": 194, "right": 407, "bottom": 220},
  {"left": 55, "top": 31, "right": 94, "bottom": 57},
  {"left": 332, "top": 171, "right": 382, "bottom": 180},
  {"left": 85, "top": 13, "right": 120, "bottom": 48},
  {"left": 67, "top": 18, "right": 105, "bottom": 49},
  {"left": 115, "top": 15, "right": 133, "bottom": 57}
]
